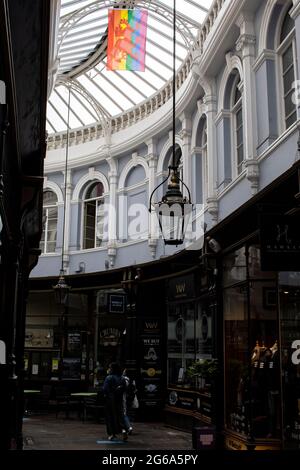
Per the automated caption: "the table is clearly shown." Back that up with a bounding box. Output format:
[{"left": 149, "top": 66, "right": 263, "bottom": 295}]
[{"left": 23, "top": 390, "right": 41, "bottom": 415}]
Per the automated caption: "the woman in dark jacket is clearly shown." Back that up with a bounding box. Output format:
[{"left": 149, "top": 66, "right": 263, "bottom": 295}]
[{"left": 103, "top": 362, "right": 128, "bottom": 440}]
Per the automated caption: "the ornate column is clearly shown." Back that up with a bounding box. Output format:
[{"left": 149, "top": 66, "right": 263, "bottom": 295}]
[
  {"left": 203, "top": 90, "right": 218, "bottom": 224},
  {"left": 62, "top": 168, "right": 72, "bottom": 273},
  {"left": 179, "top": 111, "right": 192, "bottom": 198},
  {"left": 236, "top": 12, "right": 259, "bottom": 194},
  {"left": 107, "top": 156, "right": 118, "bottom": 267},
  {"left": 146, "top": 138, "right": 158, "bottom": 258}
]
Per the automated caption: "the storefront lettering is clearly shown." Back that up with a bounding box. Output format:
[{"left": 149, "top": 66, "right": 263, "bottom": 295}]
[
  {"left": 176, "top": 283, "right": 186, "bottom": 294},
  {"left": 291, "top": 340, "right": 300, "bottom": 365},
  {"left": 145, "top": 322, "right": 158, "bottom": 329},
  {"left": 0, "top": 340, "right": 5, "bottom": 364}
]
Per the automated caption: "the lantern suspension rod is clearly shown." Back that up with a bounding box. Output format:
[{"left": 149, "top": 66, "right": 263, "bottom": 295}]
[
  {"left": 172, "top": 0, "right": 176, "bottom": 170},
  {"left": 61, "top": 86, "right": 71, "bottom": 273}
]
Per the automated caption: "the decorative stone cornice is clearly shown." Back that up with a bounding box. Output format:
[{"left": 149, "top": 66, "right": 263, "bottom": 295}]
[
  {"left": 206, "top": 196, "right": 218, "bottom": 224},
  {"left": 245, "top": 159, "right": 259, "bottom": 195},
  {"left": 236, "top": 34, "right": 256, "bottom": 53},
  {"left": 148, "top": 238, "right": 158, "bottom": 259}
]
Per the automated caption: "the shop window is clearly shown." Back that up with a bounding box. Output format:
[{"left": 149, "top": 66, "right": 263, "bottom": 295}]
[
  {"left": 223, "top": 247, "right": 247, "bottom": 287},
  {"left": 279, "top": 271, "right": 300, "bottom": 449},
  {"left": 40, "top": 190, "right": 58, "bottom": 253},
  {"left": 231, "top": 78, "right": 244, "bottom": 175},
  {"left": 278, "top": 9, "right": 296, "bottom": 130},
  {"left": 167, "top": 303, "right": 196, "bottom": 386},
  {"left": 223, "top": 245, "right": 280, "bottom": 440},
  {"left": 82, "top": 181, "right": 104, "bottom": 249}
]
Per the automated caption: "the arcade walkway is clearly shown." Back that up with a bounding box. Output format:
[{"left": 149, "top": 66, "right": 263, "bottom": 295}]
[{"left": 23, "top": 415, "right": 192, "bottom": 450}]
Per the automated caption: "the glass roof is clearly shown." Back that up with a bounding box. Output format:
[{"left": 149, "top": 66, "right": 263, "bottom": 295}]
[{"left": 47, "top": 0, "right": 214, "bottom": 133}]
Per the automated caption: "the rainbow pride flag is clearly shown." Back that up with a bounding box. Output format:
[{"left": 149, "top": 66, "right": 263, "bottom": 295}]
[{"left": 107, "top": 9, "right": 148, "bottom": 71}]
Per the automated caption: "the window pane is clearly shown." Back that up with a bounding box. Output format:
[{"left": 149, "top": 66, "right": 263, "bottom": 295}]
[
  {"left": 47, "top": 207, "right": 58, "bottom": 219},
  {"left": 223, "top": 248, "right": 247, "bottom": 287},
  {"left": 286, "top": 111, "right": 297, "bottom": 128},
  {"left": 236, "top": 126, "right": 243, "bottom": 146},
  {"left": 234, "top": 86, "right": 241, "bottom": 105},
  {"left": 282, "top": 45, "right": 294, "bottom": 72},
  {"left": 224, "top": 285, "right": 248, "bottom": 435},
  {"left": 279, "top": 271, "right": 300, "bottom": 449},
  {"left": 43, "top": 191, "right": 57, "bottom": 205},
  {"left": 237, "top": 145, "right": 244, "bottom": 165},
  {"left": 280, "top": 13, "right": 294, "bottom": 43},
  {"left": 283, "top": 65, "right": 295, "bottom": 94},
  {"left": 284, "top": 89, "right": 296, "bottom": 117},
  {"left": 249, "top": 281, "right": 279, "bottom": 439},
  {"left": 46, "top": 241, "right": 56, "bottom": 253},
  {"left": 86, "top": 182, "right": 103, "bottom": 199}
]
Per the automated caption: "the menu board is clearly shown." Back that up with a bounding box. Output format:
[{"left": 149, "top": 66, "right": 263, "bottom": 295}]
[
  {"left": 62, "top": 357, "right": 81, "bottom": 379},
  {"left": 140, "top": 318, "right": 162, "bottom": 407}
]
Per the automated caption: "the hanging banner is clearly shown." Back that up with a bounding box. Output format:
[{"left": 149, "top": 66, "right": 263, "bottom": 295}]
[{"left": 107, "top": 9, "right": 148, "bottom": 71}]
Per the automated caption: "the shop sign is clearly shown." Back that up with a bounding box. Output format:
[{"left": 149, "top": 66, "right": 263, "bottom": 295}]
[
  {"left": 260, "top": 214, "right": 300, "bottom": 270},
  {"left": 25, "top": 328, "right": 53, "bottom": 348},
  {"left": 62, "top": 357, "right": 81, "bottom": 379},
  {"left": 0, "top": 340, "right": 5, "bottom": 364},
  {"left": 168, "top": 274, "right": 195, "bottom": 300},
  {"left": 68, "top": 332, "right": 81, "bottom": 351},
  {"left": 225, "top": 436, "right": 247, "bottom": 451},
  {"left": 140, "top": 318, "right": 162, "bottom": 407},
  {"left": 99, "top": 328, "right": 121, "bottom": 346},
  {"left": 108, "top": 294, "right": 125, "bottom": 313}
]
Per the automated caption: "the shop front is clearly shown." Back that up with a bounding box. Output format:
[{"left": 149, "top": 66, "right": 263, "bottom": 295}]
[
  {"left": 206, "top": 161, "right": 300, "bottom": 450},
  {"left": 165, "top": 271, "right": 217, "bottom": 432}
]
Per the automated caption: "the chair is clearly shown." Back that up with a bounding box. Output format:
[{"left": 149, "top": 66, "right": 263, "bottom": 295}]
[
  {"left": 54, "top": 386, "right": 71, "bottom": 418},
  {"left": 82, "top": 390, "right": 104, "bottom": 422},
  {"left": 27, "top": 385, "right": 53, "bottom": 415}
]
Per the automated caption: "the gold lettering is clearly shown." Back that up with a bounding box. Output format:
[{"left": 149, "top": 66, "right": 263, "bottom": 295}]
[{"left": 176, "top": 283, "right": 186, "bottom": 294}]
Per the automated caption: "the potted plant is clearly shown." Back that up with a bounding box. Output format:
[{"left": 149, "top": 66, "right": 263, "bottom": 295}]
[{"left": 187, "top": 358, "right": 218, "bottom": 389}]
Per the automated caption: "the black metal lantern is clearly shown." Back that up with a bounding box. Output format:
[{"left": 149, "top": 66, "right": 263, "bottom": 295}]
[
  {"left": 53, "top": 87, "right": 71, "bottom": 306},
  {"left": 53, "top": 269, "right": 71, "bottom": 306},
  {"left": 149, "top": 154, "right": 192, "bottom": 245},
  {"left": 148, "top": 0, "right": 192, "bottom": 245}
]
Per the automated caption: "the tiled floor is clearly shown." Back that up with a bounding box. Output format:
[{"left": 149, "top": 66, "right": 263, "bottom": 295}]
[{"left": 23, "top": 415, "right": 192, "bottom": 450}]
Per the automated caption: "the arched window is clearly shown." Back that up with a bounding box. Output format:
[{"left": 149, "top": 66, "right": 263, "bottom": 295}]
[
  {"left": 82, "top": 181, "right": 104, "bottom": 249},
  {"left": 40, "top": 190, "right": 58, "bottom": 253},
  {"left": 201, "top": 120, "right": 208, "bottom": 202},
  {"left": 278, "top": 8, "right": 296, "bottom": 129},
  {"left": 231, "top": 75, "right": 244, "bottom": 175}
]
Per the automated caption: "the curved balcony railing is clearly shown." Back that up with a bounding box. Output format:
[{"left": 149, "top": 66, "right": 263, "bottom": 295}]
[{"left": 47, "top": 0, "right": 226, "bottom": 151}]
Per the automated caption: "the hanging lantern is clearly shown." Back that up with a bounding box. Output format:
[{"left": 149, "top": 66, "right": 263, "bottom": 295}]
[
  {"left": 150, "top": 162, "right": 192, "bottom": 245},
  {"left": 53, "top": 269, "right": 71, "bottom": 306}
]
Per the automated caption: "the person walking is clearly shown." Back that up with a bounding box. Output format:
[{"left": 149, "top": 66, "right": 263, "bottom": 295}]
[
  {"left": 103, "top": 362, "right": 128, "bottom": 441},
  {"left": 122, "top": 369, "right": 135, "bottom": 435}
]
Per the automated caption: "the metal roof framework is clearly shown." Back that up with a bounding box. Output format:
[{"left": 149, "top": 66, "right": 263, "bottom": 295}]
[{"left": 47, "top": 0, "right": 213, "bottom": 133}]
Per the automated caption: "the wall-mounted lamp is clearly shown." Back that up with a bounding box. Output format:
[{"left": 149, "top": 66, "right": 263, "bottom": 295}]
[
  {"left": 75, "top": 261, "right": 86, "bottom": 273},
  {"left": 207, "top": 236, "right": 221, "bottom": 253}
]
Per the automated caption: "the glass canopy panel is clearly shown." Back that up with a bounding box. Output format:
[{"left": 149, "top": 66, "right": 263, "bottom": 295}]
[{"left": 47, "top": 0, "right": 214, "bottom": 133}]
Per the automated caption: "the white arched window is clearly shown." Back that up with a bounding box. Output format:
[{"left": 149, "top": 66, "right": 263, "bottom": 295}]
[
  {"left": 201, "top": 120, "right": 208, "bottom": 202},
  {"left": 278, "top": 8, "right": 296, "bottom": 130},
  {"left": 82, "top": 181, "right": 104, "bottom": 249},
  {"left": 231, "top": 75, "right": 244, "bottom": 175},
  {"left": 40, "top": 190, "right": 58, "bottom": 253}
]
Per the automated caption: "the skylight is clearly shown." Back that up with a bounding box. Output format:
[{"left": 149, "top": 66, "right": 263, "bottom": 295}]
[{"left": 47, "top": 0, "right": 214, "bottom": 133}]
